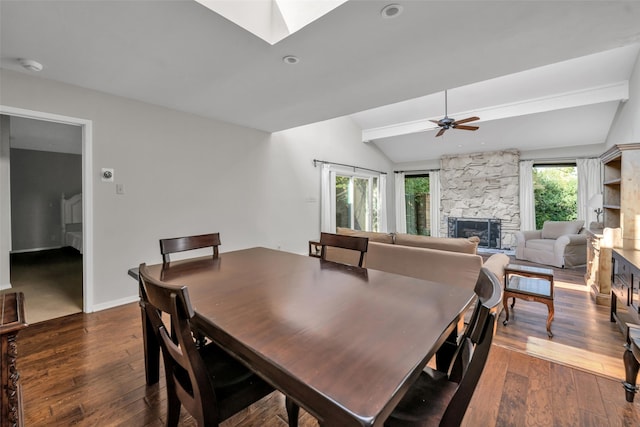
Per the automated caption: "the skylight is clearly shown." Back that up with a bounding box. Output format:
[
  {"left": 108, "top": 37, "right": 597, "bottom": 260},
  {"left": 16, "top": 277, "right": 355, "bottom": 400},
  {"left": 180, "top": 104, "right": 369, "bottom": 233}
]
[{"left": 195, "top": 0, "right": 348, "bottom": 45}]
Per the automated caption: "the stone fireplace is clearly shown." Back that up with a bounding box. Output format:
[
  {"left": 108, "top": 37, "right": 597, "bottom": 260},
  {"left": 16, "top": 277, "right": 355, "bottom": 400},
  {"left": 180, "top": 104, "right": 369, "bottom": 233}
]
[{"left": 439, "top": 150, "right": 520, "bottom": 249}]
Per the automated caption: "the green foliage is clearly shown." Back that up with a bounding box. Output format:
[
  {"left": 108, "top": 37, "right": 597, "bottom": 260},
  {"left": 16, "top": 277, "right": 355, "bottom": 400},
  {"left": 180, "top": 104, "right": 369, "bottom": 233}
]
[
  {"left": 405, "top": 176, "right": 430, "bottom": 195},
  {"left": 404, "top": 176, "right": 430, "bottom": 236},
  {"left": 533, "top": 166, "right": 577, "bottom": 229}
]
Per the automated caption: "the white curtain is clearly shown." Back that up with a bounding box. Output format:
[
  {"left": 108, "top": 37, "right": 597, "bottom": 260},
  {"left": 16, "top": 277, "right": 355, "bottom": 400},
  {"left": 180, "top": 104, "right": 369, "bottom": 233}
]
[
  {"left": 429, "top": 171, "right": 441, "bottom": 237},
  {"left": 576, "top": 158, "right": 602, "bottom": 225},
  {"left": 378, "top": 173, "right": 388, "bottom": 232},
  {"left": 320, "top": 164, "right": 335, "bottom": 232},
  {"left": 394, "top": 172, "right": 406, "bottom": 233},
  {"left": 519, "top": 160, "right": 536, "bottom": 231}
]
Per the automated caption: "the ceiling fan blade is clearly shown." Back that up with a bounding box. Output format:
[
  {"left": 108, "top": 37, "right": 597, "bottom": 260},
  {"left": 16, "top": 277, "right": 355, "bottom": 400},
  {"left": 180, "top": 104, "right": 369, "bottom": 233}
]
[
  {"left": 435, "top": 128, "right": 446, "bottom": 137},
  {"left": 429, "top": 119, "right": 441, "bottom": 125},
  {"left": 453, "top": 116, "right": 480, "bottom": 125},
  {"left": 454, "top": 125, "right": 479, "bottom": 131}
]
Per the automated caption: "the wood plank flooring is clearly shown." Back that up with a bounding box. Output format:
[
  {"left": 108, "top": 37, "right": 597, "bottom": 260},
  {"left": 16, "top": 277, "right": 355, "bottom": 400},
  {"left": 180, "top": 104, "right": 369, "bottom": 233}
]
[{"left": 10, "top": 259, "right": 640, "bottom": 426}]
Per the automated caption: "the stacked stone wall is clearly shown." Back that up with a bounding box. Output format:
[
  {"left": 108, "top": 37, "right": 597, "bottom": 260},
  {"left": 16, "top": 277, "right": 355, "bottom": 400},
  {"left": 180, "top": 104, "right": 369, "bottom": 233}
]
[{"left": 439, "top": 150, "right": 520, "bottom": 249}]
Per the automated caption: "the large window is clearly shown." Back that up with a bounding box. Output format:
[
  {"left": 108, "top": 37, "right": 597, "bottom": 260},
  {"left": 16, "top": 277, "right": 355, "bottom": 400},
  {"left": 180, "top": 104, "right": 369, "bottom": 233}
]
[
  {"left": 404, "top": 174, "right": 430, "bottom": 236},
  {"left": 335, "top": 173, "right": 379, "bottom": 231},
  {"left": 533, "top": 164, "right": 577, "bottom": 229}
]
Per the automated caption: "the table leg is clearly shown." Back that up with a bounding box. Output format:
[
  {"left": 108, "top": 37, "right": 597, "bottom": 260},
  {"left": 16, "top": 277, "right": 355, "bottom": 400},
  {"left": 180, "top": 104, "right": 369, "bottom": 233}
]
[
  {"left": 436, "top": 329, "right": 458, "bottom": 372},
  {"left": 546, "top": 300, "right": 554, "bottom": 338},
  {"left": 502, "top": 293, "right": 510, "bottom": 325},
  {"left": 285, "top": 396, "right": 300, "bottom": 427},
  {"left": 623, "top": 344, "right": 639, "bottom": 402}
]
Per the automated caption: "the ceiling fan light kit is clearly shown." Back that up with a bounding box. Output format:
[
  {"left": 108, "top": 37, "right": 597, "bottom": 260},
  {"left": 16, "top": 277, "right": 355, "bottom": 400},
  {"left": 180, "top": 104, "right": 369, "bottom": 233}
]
[{"left": 430, "top": 90, "right": 479, "bottom": 137}]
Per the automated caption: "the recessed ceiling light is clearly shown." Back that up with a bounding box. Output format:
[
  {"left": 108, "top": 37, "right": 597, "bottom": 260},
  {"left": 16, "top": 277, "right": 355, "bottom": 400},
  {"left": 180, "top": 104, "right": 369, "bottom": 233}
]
[
  {"left": 19, "top": 58, "right": 43, "bottom": 72},
  {"left": 282, "top": 55, "right": 300, "bottom": 65},
  {"left": 381, "top": 4, "right": 403, "bottom": 19}
]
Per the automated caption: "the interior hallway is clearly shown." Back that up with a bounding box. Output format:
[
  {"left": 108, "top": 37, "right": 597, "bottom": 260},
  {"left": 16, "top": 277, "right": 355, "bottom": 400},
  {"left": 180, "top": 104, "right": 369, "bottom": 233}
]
[{"left": 8, "top": 247, "right": 82, "bottom": 324}]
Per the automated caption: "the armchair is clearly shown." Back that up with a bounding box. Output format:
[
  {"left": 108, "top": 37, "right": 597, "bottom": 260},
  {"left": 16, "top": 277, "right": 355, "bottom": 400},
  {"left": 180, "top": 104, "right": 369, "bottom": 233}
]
[{"left": 515, "top": 220, "right": 587, "bottom": 268}]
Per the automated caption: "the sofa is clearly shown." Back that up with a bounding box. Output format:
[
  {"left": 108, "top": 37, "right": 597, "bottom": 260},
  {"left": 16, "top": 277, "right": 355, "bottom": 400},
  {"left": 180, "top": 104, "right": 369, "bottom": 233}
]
[
  {"left": 514, "top": 220, "right": 587, "bottom": 268},
  {"left": 335, "top": 227, "right": 480, "bottom": 254},
  {"left": 320, "top": 228, "right": 503, "bottom": 291}
]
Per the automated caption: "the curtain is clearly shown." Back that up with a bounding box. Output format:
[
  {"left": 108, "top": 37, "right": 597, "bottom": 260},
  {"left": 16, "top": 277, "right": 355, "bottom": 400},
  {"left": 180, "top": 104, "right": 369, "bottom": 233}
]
[
  {"left": 320, "top": 164, "right": 335, "bottom": 232},
  {"left": 378, "top": 173, "right": 388, "bottom": 232},
  {"left": 519, "top": 160, "right": 536, "bottom": 231},
  {"left": 429, "top": 171, "right": 441, "bottom": 237},
  {"left": 394, "top": 172, "right": 406, "bottom": 233},
  {"left": 576, "top": 158, "right": 602, "bottom": 225}
]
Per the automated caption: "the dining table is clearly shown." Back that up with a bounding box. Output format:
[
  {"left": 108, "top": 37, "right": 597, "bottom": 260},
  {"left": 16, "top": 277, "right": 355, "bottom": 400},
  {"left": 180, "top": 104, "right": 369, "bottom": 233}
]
[{"left": 130, "top": 247, "right": 476, "bottom": 427}]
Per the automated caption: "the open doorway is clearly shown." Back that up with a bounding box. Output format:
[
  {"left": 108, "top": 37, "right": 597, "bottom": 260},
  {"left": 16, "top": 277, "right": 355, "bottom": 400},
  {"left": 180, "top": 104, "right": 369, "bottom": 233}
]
[
  {"left": 0, "top": 108, "right": 93, "bottom": 323},
  {"left": 7, "top": 116, "right": 82, "bottom": 323}
]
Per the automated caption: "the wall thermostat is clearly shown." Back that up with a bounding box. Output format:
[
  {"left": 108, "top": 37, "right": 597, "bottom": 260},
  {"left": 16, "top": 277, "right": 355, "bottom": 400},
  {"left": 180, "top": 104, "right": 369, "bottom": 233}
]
[{"left": 102, "top": 168, "right": 114, "bottom": 182}]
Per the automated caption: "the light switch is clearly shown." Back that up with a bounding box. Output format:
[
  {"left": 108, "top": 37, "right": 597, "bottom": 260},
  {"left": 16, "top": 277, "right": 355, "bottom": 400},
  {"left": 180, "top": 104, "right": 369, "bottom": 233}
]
[{"left": 116, "top": 183, "right": 125, "bottom": 195}]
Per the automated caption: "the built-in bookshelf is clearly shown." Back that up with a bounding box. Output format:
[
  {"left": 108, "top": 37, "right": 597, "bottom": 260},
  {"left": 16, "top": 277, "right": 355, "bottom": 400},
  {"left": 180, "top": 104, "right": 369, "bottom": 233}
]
[{"left": 601, "top": 143, "right": 640, "bottom": 246}]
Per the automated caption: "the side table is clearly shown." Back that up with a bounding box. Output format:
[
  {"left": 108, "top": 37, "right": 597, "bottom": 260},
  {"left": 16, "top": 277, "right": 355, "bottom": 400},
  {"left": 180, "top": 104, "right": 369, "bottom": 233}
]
[{"left": 503, "top": 264, "right": 555, "bottom": 337}]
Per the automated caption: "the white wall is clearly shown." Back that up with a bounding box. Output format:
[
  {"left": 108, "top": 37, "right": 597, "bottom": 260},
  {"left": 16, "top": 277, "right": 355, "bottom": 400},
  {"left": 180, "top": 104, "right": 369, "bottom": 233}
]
[
  {"left": 0, "top": 69, "right": 393, "bottom": 309},
  {"left": 607, "top": 49, "right": 640, "bottom": 146},
  {"left": 0, "top": 115, "right": 10, "bottom": 289}
]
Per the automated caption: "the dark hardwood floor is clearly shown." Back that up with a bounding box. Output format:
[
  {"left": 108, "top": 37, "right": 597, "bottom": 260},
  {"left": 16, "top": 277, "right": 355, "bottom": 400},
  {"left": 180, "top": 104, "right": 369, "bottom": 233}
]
[{"left": 12, "top": 258, "right": 640, "bottom": 426}]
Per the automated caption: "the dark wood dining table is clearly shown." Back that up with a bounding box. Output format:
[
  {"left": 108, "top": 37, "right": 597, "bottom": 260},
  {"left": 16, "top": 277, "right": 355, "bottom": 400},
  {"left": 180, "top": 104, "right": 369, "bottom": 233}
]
[{"left": 132, "top": 247, "right": 476, "bottom": 427}]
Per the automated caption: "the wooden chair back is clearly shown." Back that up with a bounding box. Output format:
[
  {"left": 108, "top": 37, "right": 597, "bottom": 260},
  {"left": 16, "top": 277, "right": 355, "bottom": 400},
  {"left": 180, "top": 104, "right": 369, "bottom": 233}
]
[
  {"left": 159, "top": 233, "right": 221, "bottom": 263},
  {"left": 319, "top": 232, "right": 369, "bottom": 267},
  {"left": 138, "top": 263, "right": 274, "bottom": 426},
  {"left": 384, "top": 266, "right": 502, "bottom": 427}
]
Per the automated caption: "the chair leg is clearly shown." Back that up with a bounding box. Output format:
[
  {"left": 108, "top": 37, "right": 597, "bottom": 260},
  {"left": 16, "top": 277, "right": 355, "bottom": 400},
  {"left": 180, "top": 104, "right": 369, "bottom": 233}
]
[
  {"left": 166, "top": 384, "right": 182, "bottom": 427},
  {"left": 285, "top": 396, "right": 300, "bottom": 427},
  {"left": 623, "top": 345, "right": 640, "bottom": 402}
]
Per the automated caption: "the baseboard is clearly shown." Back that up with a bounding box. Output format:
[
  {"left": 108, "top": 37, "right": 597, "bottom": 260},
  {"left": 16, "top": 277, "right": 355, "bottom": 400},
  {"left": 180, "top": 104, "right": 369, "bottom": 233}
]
[
  {"left": 11, "top": 246, "right": 65, "bottom": 254},
  {"left": 90, "top": 295, "right": 139, "bottom": 313}
]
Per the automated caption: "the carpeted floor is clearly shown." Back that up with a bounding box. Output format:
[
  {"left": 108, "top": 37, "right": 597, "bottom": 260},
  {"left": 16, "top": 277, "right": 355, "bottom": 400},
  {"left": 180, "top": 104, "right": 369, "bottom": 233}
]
[{"left": 7, "top": 247, "right": 83, "bottom": 324}]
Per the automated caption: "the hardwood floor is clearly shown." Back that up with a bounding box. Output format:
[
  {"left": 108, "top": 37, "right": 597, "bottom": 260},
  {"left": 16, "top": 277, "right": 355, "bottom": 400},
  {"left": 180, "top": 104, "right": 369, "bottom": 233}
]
[{"left": 12, "top": 259, "right": 640, "bottom": 426}]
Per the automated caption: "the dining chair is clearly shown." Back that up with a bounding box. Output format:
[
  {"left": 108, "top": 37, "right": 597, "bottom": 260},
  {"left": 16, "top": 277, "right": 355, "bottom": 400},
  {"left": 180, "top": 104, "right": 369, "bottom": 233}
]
[
  {"left": 383, "top": 266, "right": 503, "bottom": 427},
  {"left": 159, "top": 232, "right": 221, "bottom": 264},
  {"left": 138, "top": 263, "right": 279, "bottom": 427},
  {"left": 319, "top": 231, "right": 369, "bottom": 267}
]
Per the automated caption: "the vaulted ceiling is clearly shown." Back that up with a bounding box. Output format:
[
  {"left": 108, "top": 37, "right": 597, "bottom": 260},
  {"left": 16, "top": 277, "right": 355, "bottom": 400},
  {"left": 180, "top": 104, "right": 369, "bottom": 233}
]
[{"left": 2, "top": 0, "right": 640, "bottom": 162}]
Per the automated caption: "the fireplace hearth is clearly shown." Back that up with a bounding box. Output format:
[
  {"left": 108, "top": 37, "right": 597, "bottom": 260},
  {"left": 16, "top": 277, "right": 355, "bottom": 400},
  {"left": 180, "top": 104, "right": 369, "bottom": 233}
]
[{"left": 448, "top": 217, "right": 501, "bottom": 249}]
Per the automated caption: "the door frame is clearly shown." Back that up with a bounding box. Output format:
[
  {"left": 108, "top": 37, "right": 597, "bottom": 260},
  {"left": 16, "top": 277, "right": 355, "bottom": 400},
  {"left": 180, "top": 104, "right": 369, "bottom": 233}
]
[{"left": 0, "top": 105, "right": 94, "bottom": 313}]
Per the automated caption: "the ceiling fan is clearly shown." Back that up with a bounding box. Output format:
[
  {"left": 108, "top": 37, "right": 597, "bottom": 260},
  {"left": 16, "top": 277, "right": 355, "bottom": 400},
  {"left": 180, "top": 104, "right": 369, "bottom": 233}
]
[{"left": 430, "top": 90, "right": 480, "bottom": 137}]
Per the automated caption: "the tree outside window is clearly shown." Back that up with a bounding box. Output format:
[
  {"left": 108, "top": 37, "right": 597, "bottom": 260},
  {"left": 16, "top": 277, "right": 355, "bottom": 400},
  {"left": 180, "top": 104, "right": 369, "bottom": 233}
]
[
  {"left": 533, "top": 165, "right": 577, "bottom": 229},
  {"left": 336, "top": 174, "right": 379, "bottom": 231},
  {"left": 405, "top": 175, "right": 430, "bottom": 236}
]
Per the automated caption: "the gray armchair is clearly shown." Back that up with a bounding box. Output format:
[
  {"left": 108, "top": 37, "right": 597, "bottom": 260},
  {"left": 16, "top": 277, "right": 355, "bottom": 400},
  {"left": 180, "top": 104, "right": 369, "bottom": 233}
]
[{"left": 515, "top": 220, "right": 587, "bottom": 268}]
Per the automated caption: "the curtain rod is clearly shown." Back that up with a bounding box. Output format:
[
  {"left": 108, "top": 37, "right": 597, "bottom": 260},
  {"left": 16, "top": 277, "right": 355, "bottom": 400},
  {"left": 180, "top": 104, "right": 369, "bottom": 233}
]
[
  {"left": 522, "top": 156, "right": 599, "bottom": 163},
  {"left": 394, "top": 169, "right": 440, "bottom": 174},
  {"left": 313, "top": 159, "right": 387, "bottom": 175}
]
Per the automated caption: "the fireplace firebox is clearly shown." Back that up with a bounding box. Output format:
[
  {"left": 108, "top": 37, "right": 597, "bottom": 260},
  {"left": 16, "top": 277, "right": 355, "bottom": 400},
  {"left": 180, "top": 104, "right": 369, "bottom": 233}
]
[{"left": 448, "top": 217, "right": 501, "bottom": 249}]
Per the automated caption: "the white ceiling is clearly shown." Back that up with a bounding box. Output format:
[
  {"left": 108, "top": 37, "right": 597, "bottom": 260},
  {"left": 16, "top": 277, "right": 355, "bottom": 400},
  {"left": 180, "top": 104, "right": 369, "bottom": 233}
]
[{"left": 2, "top": 0, "right": 640, "bottom": 162}]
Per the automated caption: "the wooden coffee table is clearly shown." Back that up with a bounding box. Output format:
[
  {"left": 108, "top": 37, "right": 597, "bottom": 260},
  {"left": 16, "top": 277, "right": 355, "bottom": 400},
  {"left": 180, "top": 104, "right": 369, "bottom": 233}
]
[{"left": 503, "top": 263, "right": 555, "bottom": 337}]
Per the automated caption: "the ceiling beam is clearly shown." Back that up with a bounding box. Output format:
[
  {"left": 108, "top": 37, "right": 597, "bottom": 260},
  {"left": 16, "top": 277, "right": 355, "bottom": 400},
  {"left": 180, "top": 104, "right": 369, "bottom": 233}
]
[{"left": 361, "top": 81, "right": 629, "bottom": 141}]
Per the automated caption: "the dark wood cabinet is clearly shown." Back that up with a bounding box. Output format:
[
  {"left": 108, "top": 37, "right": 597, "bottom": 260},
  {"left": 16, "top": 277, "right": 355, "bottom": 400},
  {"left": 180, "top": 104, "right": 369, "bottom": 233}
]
[
  {"left": 611, "top": 249, "right": 640, "bottom": 336},
  {"left": 1, "top": 292, "right": 27, "bottom": 427}
]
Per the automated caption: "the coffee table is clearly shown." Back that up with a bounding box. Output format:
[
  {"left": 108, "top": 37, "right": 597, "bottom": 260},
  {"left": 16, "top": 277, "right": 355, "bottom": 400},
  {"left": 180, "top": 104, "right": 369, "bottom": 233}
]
[{"left": 503, "top": 263, "right": 555, "bottom": 337}]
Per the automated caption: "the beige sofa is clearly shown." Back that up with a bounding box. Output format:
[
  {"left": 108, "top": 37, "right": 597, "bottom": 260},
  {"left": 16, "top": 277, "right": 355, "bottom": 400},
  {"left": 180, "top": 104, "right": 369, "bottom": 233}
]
[
  {"left": 335, "top": 227, "right": 480, "bottom": 254},
  {"left": 322, "top": 228, "right": 505, "bottom": 291},
  {"left": 514, "top": 220, "right": 587, "bottom": 268}
]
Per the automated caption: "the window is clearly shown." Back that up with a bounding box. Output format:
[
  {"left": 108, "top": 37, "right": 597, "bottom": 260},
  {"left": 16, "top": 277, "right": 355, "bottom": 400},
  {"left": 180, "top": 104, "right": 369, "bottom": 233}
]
[
  {"left": 335, "top": 173, "right": 379, "bottom": 231},
  {"left": 404, "top": 174, "right": 430, "bottom": 236},
  {"left": 533, "top": 164, "right": 577, "bottom": 229}
]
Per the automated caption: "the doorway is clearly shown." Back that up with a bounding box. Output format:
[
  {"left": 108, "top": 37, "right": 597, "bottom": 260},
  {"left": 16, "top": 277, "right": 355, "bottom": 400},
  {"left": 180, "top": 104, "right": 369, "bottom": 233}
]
[{"left": 0, "top": 106, "right": 94, "bottom": 321}]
